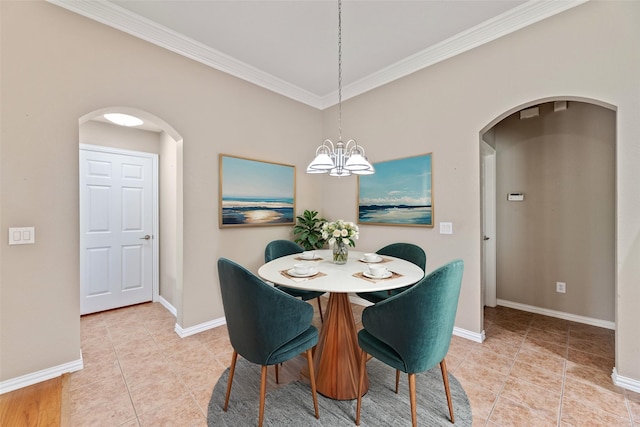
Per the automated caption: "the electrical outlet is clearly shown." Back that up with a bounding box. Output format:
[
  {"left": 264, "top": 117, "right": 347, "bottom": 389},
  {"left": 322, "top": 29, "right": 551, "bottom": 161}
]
[{"left": 556, "top": 282, "right": 566, "bottom": 293}]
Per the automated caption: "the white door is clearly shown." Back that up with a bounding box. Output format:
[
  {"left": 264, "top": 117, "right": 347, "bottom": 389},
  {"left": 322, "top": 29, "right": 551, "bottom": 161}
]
[
  {"left": 80, "top": 145, "right": 158, "bottom": 315},
  {"left": 481, "top": 141, "right": 497, "bottom": 307}
]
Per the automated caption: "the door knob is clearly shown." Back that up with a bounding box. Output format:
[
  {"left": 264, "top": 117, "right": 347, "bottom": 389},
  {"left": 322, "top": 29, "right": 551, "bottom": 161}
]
[
  {"left": 483, "top": 235, "right": 490, "bottom": 241},
  {"left": 140, "top": 235, "right": 151, "bottom": 240}
]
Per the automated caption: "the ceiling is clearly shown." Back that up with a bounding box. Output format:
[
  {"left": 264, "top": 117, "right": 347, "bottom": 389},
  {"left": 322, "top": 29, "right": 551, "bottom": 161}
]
[{"left": 49, "top": 0, "right": 585, "bottom": 109}]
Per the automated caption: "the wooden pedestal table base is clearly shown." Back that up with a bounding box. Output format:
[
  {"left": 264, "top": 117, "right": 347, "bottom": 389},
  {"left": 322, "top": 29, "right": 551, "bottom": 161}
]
[{"left": 313, "top": 292, "right": 369, "bottom": 400}]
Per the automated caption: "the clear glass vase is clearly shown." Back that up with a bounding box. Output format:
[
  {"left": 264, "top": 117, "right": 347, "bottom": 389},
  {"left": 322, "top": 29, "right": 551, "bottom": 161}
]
[{"left": 332, "top": 240, "right": 349, "bottom": 264}]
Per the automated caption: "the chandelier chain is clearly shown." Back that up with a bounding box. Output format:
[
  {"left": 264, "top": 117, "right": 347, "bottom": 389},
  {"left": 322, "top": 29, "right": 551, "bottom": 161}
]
[
  {"left": 337, "top": 0, "right": 342, "bottom": 141},
  {"left": 305, "top": 0, "right": 374, "bottom": 176}
]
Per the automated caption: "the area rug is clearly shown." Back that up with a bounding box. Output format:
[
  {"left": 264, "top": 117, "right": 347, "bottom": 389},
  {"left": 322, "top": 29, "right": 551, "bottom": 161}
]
[{"left": 207, "top": 358, "right": 471, "bottom": 426}]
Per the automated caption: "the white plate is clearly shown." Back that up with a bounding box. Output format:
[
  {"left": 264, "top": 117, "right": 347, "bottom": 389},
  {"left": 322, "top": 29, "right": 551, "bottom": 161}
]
[
  {"left": 363, "top": 271, "right": 392, "bottom": 279},
  {"left": 287, "top": 268, "right": 318, "bottom": 278},
  {"left": 360, "top": 256, "right": 383, "bottom": 263}
]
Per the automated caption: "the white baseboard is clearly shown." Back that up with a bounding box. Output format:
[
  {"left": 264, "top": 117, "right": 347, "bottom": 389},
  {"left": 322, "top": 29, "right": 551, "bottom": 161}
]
[
  {"left": 175, "top": 316, "right": 226, "bottom": 338},
  {"left": 158, "top": 295, "right": 177, "bottom": 317},
  {"left": 0, "top": 354, "right": 84, "bottom": 395},
  {"left": 496, "top": 299, "right": 615, "bottom": 330},
  {"left": 612, "top": 368, "right": 640, "bottom": 393},
  {"left": 453, "top": 327, "right": 485, "bottom": 343},
  {"left": 159, "top": 296, "right": 228, "bottom": 338}
]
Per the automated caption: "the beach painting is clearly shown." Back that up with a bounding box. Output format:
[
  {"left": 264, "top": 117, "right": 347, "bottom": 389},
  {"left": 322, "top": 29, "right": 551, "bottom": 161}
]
[
  {"left": 219, "top": 154, "right": 295, "bottom": 227},
  {"left": 358, "top": 153, "right": 433, "bottom": 227}
]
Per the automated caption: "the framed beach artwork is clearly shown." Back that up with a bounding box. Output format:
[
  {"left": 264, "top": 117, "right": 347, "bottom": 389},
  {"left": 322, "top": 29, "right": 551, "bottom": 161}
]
[
  {"left": 358, "top": 153, "right": 433, "bottom": 227},
  {"left": 219, "top": 154, "right": 295, "bottom": 227}
]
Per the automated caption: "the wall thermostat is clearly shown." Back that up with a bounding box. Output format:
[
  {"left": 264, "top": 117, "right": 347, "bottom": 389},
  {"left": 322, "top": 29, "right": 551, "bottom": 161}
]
[{"left": 508, "top": 193, "right": 524, "bottom": 201}]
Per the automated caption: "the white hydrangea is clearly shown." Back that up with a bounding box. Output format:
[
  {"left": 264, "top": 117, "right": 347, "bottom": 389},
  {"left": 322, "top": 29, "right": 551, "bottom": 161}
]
[{"left": 320, "top": 219, "right": 360, "bottom": 247}]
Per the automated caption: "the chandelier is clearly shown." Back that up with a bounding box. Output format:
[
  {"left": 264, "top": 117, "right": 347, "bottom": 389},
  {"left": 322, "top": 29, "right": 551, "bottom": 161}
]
[{"left": 306, "top": 0, "right": 374, "bottom": 177}]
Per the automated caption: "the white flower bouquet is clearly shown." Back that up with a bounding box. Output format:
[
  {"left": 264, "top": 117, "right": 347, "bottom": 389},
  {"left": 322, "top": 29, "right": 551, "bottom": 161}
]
[{"left": 321, "top": 219, "right": 359, "bottom": 247}]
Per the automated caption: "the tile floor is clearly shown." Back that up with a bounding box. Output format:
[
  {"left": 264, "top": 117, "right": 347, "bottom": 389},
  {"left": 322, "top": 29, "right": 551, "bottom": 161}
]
[{"left": 68, "top": 300, "right": 640, "bottom": 426}]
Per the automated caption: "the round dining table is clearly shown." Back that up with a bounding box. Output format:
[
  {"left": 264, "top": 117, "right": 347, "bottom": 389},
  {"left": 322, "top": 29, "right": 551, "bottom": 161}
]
[{"left": 258, "top": 249, "right": 425, "bottom": 400}]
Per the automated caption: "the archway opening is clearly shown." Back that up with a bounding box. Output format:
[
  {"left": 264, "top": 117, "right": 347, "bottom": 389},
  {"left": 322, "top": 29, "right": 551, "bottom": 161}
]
[
  {"left": 78, "top": 107, "right": 184, "bottom": 323},
  {"left": 480, "top": 97, "right": 616, "bottom": 336}
]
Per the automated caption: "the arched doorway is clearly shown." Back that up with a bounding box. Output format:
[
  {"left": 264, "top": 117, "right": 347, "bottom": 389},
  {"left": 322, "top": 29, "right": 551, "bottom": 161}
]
[
  {"left": 480, "top": 97, "right": 616, "bottom": 333},
  {"left": 78, "top": 107, "right": 184, "bottom": 320}
]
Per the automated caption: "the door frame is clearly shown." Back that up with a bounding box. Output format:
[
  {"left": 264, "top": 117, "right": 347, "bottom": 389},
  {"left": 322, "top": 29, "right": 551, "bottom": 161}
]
[
  {"left": 79, "top": 143, "right": 160, "bottom": 306},
  {"left": 480, "top": 141, "right": 497, "bottom": 308}
]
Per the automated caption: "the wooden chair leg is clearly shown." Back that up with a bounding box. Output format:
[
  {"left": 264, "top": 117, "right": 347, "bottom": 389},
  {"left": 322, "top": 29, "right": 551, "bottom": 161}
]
[
  {"left": 316, "top": 297, "right": 324, "bottom": 323},
  {"left": 356, "top": 349, "right": 368, "bottom": 425},
  {"left": 440, "top": 359, "right": 455, "bottom": 423},
  {"left": 275, "top": 363, "right": 279, "bottom": 384},
  {"left": 305, "top": 349, "right": 319, "bottom": 419},
  {"left": 395, "top": 370, "right": 400, "bottom": 394},
  {"left": 223, "top": 350, "right": 238, "bottom": 411},
  {"left": 259, "top": 365, "right": 268, "bottom": 427},
  {"left": 408, "top": 373, "right": 417, "bottom": 427}
]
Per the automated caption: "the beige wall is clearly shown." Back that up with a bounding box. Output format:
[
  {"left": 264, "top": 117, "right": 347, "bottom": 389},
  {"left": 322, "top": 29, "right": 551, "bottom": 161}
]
[
  {"left": 159, "top": 131, "right": 178, "bottom": 307},
  {"left": 79, "top": 120, "right": 161, "bottom": 154},
  {"left": 317, "top": 1, "right": 640, "bottom": 381},
  {"left": 1, "top": 0, "right": 639, "bottom": 386},
  {"left": 494, "top": 102, "right": 615, "bottom": 321},
  {"left": 0, "top": 0, "right": 322, "bottom": 380}
]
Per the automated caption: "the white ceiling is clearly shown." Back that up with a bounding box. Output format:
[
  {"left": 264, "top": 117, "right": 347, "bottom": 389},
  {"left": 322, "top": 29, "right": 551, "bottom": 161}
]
[{"left": 49, "top": 0, "right": 585, "bottom": 109}]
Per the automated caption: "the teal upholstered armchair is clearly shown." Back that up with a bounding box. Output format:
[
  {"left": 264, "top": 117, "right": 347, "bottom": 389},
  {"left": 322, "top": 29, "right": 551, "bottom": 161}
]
[
  {"left": 264, "top": 239, "right": 325, "bottom": 322},
  {"left": 217, "top": 257, "right": 320, "bottom": 427},
  {"left": 356, "top": 243, "right": 427, "bottom": 304},
  {"left": 355, "top": 259, "right": 464, "bottom": 426}
]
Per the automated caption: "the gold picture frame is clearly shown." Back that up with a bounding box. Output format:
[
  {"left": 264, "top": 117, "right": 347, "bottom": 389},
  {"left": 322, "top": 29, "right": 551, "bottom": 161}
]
[
  {"left": 357, "top": 153, "right": 433, "bottom": 227},
  {"left": 219, "top": 154, "right": 296, "bottom": 228}
]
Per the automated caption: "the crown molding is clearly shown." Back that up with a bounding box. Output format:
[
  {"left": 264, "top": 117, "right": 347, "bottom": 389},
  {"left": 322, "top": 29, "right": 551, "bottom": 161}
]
[
  {"left": 48, "top": 0, "right": 587, "bottom": 111},
  {"left": 47, "top": 0, "right": 322, "bottom": 107},
  {"left": 327, "top": 0, "right": 588, "bottom": 108}
]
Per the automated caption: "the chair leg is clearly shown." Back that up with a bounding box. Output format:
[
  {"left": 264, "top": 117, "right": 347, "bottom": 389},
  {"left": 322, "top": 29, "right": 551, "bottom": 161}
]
[
  {"left": 259, "top": 365, "right": 268, "bottom": 427},
  {"left": 223, "top": 350, "right": 238, "bottom": 411},
  {"left": 355, "top": 349, "right": 368, "bottom": 426},
  {"left": 408, "top": 373, "right": 417, "bottom": 427},
  {"left": 305, "top": 349, "right": 319, "bottom": 419},
  {"left": 316, "top": 297, "right": 324, "bottom": 323},
  {"left": 395, "top": 370, "right": 400, "bottom": 394},
  {"left": 440, "top": 359, "right": 455, "bottom": 423},
  {"left": 275, "top": 363, "right": 279, "bottom": 384}
]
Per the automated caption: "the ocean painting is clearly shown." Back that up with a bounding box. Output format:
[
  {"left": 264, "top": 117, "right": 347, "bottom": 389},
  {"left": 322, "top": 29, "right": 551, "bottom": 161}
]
[
  {"left": 219, "top": 155, "right": 295, "bottom": 227},
  {"left": 358, "top": 153, "right": 433, "bottom": 227}
]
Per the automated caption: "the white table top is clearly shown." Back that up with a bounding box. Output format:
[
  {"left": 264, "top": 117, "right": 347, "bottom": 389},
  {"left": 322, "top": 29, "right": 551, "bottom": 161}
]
[{"left": 258, "top": 249, "right": 424, "bottom": 294}]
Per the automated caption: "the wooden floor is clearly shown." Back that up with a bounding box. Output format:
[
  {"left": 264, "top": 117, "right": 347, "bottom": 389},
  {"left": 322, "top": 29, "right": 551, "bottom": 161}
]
[{"left": 0, "top": 374, "right": 68, "bottom": 427}]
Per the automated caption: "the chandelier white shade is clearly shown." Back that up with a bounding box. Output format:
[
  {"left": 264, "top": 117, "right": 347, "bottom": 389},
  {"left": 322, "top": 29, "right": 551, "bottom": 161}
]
[
  {"left": 307, "top": 139, "right": 374, "bottom": 176},
  {"left": 306, "top": 0, "right": 374, "bottom": 177}
]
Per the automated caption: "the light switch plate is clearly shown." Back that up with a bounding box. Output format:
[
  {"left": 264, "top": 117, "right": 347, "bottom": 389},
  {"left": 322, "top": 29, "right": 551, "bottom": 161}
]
[
  {"left": 8, "top": 227, "right": 35, "bottom": 245},
  {"left": 439, "top": 222, "right": 453, "bottom": 234}
]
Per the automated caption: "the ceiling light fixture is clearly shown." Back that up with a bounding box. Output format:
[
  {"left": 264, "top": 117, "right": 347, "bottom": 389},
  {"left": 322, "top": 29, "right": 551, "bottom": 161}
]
[
  {"left": 104, "top": 113, "right": 143, "bottom": 127},
  {"left": 306, "top": 0, "right": 374, "bottom": 177}
]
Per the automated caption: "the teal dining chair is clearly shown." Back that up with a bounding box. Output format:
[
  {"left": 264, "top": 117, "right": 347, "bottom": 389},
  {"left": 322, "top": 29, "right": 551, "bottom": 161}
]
[
  {"left": 355, "top": 259, "right": 464, "bottom": 427},
  {"left": 264, "top": 239, "right": 325, "bottom": 322},
  {"left": 217, "top": 257, "right": 320, "bottom": 427},
  {"left": 356, "top": 243, "right": 426, "bottom": 304}
]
